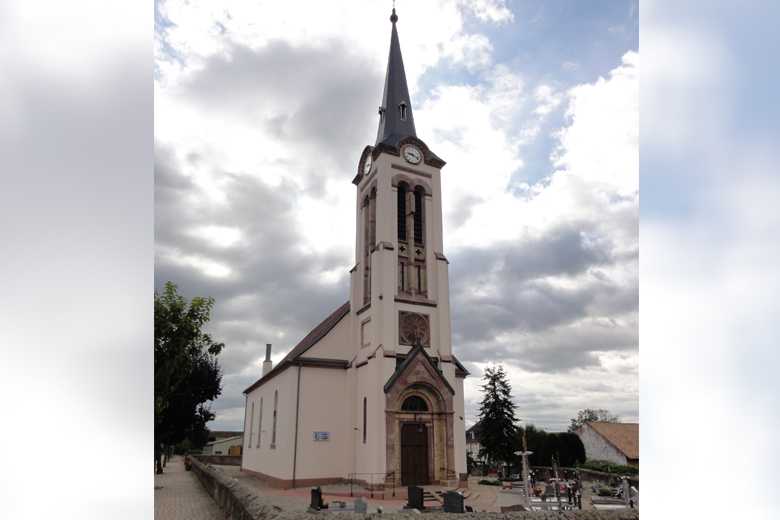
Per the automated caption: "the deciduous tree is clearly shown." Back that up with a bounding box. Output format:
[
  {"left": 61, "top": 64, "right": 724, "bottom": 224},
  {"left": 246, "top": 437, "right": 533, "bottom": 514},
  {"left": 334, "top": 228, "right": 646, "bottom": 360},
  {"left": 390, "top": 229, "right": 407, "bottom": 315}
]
[{"left": 154, "top": 281, "right": 224, "bottom": 473}]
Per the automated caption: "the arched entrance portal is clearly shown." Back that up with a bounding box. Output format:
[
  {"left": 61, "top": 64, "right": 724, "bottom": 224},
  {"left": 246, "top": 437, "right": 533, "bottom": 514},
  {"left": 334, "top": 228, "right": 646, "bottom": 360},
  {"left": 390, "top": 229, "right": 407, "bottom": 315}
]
[{"left": 384, "top": 346, "right": 457, "bottom": 487}]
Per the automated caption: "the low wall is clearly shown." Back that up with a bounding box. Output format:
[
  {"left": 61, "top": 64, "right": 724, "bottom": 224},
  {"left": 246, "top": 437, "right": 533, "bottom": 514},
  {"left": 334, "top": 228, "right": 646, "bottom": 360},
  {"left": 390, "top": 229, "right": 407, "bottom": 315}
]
[
  {"left": 197, "top": 454, "right": 242, "bottom": 466},
  {"left": 192, "top": 458, "right": 638, "bottom": 520},
  {"left": 190, "top": 457, "right": 283, "bottom": 520},
  {"left": 531, "top": 466, "right": 639, "bottom": 488}
]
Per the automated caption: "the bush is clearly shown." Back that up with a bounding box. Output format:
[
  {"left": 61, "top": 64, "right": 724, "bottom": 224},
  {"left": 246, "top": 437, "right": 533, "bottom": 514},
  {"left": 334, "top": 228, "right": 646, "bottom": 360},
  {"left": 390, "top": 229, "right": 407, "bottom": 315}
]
[
  {"left": 478, "top": 479, "right": 502, "bottom": 486},
  {"left": 595, "top": 485, "right": 615, "bottom": 497},
  {"left": 579, "top": 460, "right": 639, "bottom": 476}
]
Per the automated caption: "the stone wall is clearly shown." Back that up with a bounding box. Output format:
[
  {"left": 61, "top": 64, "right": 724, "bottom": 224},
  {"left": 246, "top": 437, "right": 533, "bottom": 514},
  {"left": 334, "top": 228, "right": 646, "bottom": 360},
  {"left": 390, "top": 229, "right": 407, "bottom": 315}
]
[
  {"left": 190, "top": 457, "right": 283, "bottom": 520},
  {"left": 192, "top": 457, "right": 638, "bottom": 520},
  {"left": 197, "top": 454, "right": 242, "bottom": 466}
]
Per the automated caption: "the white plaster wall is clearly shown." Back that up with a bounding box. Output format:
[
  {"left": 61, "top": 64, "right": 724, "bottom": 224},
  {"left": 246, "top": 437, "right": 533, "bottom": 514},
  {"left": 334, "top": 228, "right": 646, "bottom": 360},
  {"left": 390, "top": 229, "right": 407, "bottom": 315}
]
[
  {"left": 294, "top": 367, "right": 350, "bottom": 479},
  {"left": 305, "top": 312, "right": 354, "bottom": 360},
  {"left": 353, "top": 356, "right": 388, "bottom": 482},
  {"left": 453, "top": 376, "right": 467, "bottom": 475},
  {"left": 577, "top": 425, "right": 628, "bottom": 465},
  {"left": 242, "top": 367, "right": 298, "bottom": 479}
]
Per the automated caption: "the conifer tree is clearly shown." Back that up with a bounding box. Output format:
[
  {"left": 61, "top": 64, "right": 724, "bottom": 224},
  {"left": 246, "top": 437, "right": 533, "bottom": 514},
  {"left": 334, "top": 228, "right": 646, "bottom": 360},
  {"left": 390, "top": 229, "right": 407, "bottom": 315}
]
[{"left": 477, "top": 365, "right": 518, "bottom": 471}]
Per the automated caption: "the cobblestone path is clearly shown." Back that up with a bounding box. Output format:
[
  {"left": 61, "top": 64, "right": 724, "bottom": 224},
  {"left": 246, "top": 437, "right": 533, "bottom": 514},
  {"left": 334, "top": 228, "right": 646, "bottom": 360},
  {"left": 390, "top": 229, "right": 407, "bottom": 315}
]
[{"left": 155, "top": 456, "right": 224, "bottom": 520}]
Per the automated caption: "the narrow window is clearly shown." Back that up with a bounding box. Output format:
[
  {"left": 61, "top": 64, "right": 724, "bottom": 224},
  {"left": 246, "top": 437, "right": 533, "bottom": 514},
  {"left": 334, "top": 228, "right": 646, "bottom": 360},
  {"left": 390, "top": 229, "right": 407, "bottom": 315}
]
[
  {"left": 363, "top": 397, "right": 367, "bottom": 444},
  {"left": 363, "top": 196, "right": 371, "bottom": 304},
  {"left": 249, "top": 402, "right": 255, "bottom": 449},
  {"left": 369, "top": 188, "right": 377, "bottom": 246},
  {"left": 399, "top": 102, "right": 408, "bottom": 121},
  {"left": 271, "top": 390, "right": 278, "bottom": 448},
  {"left": 416, "top": 264, "right": 422, "bottom": 293},
  {"left": 399, "top": 261, "right": 405, "bottom": 292},
  {"left": 414, "top": 187, "right": 424, "bottom": 244},
  {"left": 397, "top": 183, "right": 407, "bottom": 241},
  {"left": 257, "top": 398, "right": 263, "bottom": 448}
]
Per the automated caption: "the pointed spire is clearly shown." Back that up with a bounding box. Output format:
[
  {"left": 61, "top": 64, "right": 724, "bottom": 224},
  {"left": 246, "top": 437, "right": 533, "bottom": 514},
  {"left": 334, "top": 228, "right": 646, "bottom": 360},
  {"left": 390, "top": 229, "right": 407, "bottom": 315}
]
[{"left": 375, "top": 6, "right": 417, "bottom": 147}]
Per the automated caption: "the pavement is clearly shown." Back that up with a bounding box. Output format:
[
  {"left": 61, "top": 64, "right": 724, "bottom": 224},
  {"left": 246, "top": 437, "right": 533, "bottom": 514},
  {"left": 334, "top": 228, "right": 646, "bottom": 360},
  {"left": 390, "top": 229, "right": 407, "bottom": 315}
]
[{"left": 154, "top": 456, "right": 224, "bottom": 520}]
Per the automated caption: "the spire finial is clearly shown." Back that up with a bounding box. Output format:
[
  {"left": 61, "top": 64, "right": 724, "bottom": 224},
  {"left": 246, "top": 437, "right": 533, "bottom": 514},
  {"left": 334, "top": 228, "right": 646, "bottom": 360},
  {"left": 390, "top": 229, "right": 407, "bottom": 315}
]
[{"left": 390, "top": 2, "right": 398, "bottom": 24}]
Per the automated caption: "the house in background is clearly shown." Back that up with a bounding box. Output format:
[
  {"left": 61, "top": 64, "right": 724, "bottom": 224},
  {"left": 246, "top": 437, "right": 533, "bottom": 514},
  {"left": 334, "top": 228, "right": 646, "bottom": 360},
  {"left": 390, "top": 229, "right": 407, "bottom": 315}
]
[
  {"left": 576, "top": 421, "right": 638, "bottom": 466},
  {"left": 203, "top": 434, "right": 243, "bottom": 456},
  {"left": 465, "top": 422, "right": 484, "bottom": 462}
]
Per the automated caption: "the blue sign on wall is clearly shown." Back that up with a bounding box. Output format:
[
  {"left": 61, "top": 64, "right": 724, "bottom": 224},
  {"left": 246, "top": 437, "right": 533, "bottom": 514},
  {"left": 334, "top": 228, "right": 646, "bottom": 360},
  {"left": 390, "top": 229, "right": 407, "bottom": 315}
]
[{"left": 313, "top": 431, "right": 330, "bottom": 441}]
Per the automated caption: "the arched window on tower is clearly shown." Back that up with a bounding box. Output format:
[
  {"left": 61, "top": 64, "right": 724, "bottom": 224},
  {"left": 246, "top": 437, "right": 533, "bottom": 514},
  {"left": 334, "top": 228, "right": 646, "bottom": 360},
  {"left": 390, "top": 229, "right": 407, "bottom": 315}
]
[
  {"left": 401, "top": 395, "right": 429, "bottom": 412},
  {"left": 397, "top": 182, "right": 408, "bottom": 242},
  {"left": 363, "top": 195, "right": 371, "bottom": 304},
  {"left": 413, "top": 186, "right": 425, "bottom": 244},
  {"left": 399, "top": 101, "right": 408, "bottom": 121}
]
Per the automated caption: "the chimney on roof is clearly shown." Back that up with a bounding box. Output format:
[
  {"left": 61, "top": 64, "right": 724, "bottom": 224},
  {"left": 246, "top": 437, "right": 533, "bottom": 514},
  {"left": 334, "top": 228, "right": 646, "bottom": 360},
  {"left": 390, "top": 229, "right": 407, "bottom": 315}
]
[{"left": 262, "top": 344, "right": 273, "bottom": 376}]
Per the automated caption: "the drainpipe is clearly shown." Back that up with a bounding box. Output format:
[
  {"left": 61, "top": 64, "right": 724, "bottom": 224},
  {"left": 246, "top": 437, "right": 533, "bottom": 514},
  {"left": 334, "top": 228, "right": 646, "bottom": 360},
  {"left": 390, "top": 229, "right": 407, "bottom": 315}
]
[
  {"left": 240, "top": 393, "right": 248, "bottom": 470},
  {"left": 292, "top": 363, "right": 302, "bottom": 488}
]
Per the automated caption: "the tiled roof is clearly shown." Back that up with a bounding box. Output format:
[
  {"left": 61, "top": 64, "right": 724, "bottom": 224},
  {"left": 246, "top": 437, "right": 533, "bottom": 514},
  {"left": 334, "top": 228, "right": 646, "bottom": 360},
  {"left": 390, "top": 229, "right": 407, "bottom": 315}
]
[
  {"left": 586, "top": 421, "right": 639, "bottom": 460},
  {"left": 243, "top": 301, "right": 350, "bottom": 394}
]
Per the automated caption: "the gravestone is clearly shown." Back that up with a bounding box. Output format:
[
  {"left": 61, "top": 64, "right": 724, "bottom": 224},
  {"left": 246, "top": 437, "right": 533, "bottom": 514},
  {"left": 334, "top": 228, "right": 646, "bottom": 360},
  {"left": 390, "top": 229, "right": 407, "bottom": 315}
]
[
  {"left": 406, "top": 486, "right": 424, "bottom": 510},
  {"left": 310, "top": 487, "right": 325, "bottom": 511},
  {"left": 354, "top": 497, "right": 367, "bottom": 513},
  {"left": 443, "top": 491, "right": 464, "bottom": 513}
]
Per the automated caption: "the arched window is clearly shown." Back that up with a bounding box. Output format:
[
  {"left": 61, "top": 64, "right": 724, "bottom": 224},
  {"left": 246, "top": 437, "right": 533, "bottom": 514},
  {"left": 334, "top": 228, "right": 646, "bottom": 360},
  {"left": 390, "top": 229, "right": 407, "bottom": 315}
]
[
  {"left": 257, "top": 397, "right": 263, "bottom": 448},
  {"left": 271, "top": 390, "right": 278, "bottom": 448},
  {"left": 363, "top": 397, "right": 367, "bottom": 444},
  {"left": 369, "top": 187, "right": 377, "bottom": 246},
  {"left": 397, "top": 182, "right": 408, "bottom": 241},
  {"left": 249, "top": 401, "right": 255, "bottom": 449},
  {"left": 402, "top": 395, "right": 429, "bottom": 412},
  {"left": 399, "top": 101, "right": 408, "bottom": 121},
  {"left": 363, "top": 195, "right": 371, "bottom": 304},
  {"left": 413, "top": 187, "right": 425, "bottom": 244}
]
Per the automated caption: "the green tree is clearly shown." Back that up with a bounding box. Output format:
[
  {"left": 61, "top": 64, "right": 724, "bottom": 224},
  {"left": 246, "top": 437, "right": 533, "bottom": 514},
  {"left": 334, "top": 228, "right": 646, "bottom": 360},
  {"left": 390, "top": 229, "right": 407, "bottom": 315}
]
[
  {"left": 477, "top": 365, "right": 518, "bottom": 473},
  {"left": 519, "top": 424, "right": 586, "bottom": 468},
  {"left": 567, "top": 408, "right": 619, "bottom": 433},
  {"left": 155, "top": 281, "right": 224, "bottom": 473}
]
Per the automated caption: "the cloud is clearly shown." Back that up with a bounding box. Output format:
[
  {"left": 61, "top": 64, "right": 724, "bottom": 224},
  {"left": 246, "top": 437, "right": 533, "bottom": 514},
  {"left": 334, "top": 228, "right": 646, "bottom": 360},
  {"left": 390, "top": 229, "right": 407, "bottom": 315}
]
[{"left": 155, "top": 1, "right": 637, "bottom": 432}]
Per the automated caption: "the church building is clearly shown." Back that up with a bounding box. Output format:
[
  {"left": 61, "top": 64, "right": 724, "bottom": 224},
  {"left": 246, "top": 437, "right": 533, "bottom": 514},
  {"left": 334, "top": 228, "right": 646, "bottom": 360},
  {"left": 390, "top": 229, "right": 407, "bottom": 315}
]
[{"left": 241, "top": 8, "right": 469, "bottom": 490}]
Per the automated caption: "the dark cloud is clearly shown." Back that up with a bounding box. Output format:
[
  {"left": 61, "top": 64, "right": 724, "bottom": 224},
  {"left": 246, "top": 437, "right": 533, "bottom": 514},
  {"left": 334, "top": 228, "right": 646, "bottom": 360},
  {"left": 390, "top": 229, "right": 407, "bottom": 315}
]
[
  {"left": 449, "top": 221, "right": 637, "bottom": 372},
  {"left": 178, "top": 40, "right": 382, "bottom": 173},
  {"left": 155, "top": 36, "right": 637, "bottom": 431}
]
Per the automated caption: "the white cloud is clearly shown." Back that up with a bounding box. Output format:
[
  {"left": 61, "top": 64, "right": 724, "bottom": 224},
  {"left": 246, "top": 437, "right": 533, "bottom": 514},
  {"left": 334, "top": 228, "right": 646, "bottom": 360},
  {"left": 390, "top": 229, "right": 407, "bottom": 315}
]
[
  {"left": 155, "top": 0, "right": 638, "bottom": 432},
  {"left": 459, "top": 0, "right": 514, "bottom": 24}
]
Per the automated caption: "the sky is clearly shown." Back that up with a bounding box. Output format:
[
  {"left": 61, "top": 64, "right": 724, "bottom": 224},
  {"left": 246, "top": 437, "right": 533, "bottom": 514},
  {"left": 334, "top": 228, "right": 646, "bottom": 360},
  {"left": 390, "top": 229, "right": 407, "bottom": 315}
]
[
  {"left": 154, "top": 0, "right": 639, "bottom": 433},
  {"left": 3, "top": 0, "right": 780, "bottom": 517}
]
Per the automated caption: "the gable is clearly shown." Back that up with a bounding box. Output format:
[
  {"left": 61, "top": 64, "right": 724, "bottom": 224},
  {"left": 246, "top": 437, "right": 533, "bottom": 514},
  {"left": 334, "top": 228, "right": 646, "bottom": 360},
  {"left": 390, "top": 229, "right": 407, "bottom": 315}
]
[
  {"left": 585, "top": 422, "right": 639, "bottom": 460},
  {"left": 243, "top": 301, "right": 350, "bottom": 394},
  {"left": 384, "top": 345, "right": 454, "bottom": 395}
]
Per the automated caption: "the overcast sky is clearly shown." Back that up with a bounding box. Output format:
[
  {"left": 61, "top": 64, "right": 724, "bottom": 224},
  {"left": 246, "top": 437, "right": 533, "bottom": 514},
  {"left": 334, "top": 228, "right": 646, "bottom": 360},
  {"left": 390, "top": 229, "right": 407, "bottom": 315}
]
[{"left": 154, "top": 0, "right": 638, "bottom": 432}]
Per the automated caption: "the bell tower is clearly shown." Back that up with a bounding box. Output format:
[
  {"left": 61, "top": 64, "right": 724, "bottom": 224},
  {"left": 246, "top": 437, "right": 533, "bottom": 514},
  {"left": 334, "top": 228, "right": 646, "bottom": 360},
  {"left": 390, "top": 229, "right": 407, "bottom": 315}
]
[
  {"left": 348, "top": 7, "right": 467, "bottom": 488},
  {"left": 350, "top": 7, "right": 451, "bottom": 362}
]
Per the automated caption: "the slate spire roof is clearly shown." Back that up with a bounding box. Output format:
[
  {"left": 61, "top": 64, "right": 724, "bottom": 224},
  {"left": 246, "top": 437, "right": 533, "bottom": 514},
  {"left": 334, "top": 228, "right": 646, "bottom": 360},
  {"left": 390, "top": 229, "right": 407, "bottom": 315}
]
[{"left": 375, "top": 7, "right": 417, "bottom": 147}]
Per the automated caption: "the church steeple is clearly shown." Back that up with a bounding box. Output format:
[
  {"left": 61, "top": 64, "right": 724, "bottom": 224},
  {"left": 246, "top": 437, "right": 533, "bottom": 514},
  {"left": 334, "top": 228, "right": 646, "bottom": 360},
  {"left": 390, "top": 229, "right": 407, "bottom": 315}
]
[{"left": 376, "top": 7, "right": 417, "bottom": 147}]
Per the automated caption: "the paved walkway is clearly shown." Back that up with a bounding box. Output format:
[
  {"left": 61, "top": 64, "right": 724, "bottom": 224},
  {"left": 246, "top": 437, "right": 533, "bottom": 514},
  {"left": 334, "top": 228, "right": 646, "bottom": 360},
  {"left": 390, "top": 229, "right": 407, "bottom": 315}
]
[{"left": 155, "top": 456, "right": 224, "bottom": 520}]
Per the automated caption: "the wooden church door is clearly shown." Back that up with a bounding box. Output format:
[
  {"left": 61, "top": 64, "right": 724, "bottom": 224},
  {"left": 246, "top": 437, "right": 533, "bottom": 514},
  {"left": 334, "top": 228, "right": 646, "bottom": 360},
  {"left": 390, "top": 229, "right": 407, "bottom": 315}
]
[{"left": 401, "top": 423, "right": 429, "bottom": 485}]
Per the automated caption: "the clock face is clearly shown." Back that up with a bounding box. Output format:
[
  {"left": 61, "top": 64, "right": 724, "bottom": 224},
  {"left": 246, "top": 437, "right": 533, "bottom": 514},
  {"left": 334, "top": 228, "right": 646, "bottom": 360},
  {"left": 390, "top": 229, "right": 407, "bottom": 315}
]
[
  {"left": 403, "top": 145, "right": 422, "bottom": 165},
  {"left": 363, "top": 155, "right": 373, "bottom": 175}
]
